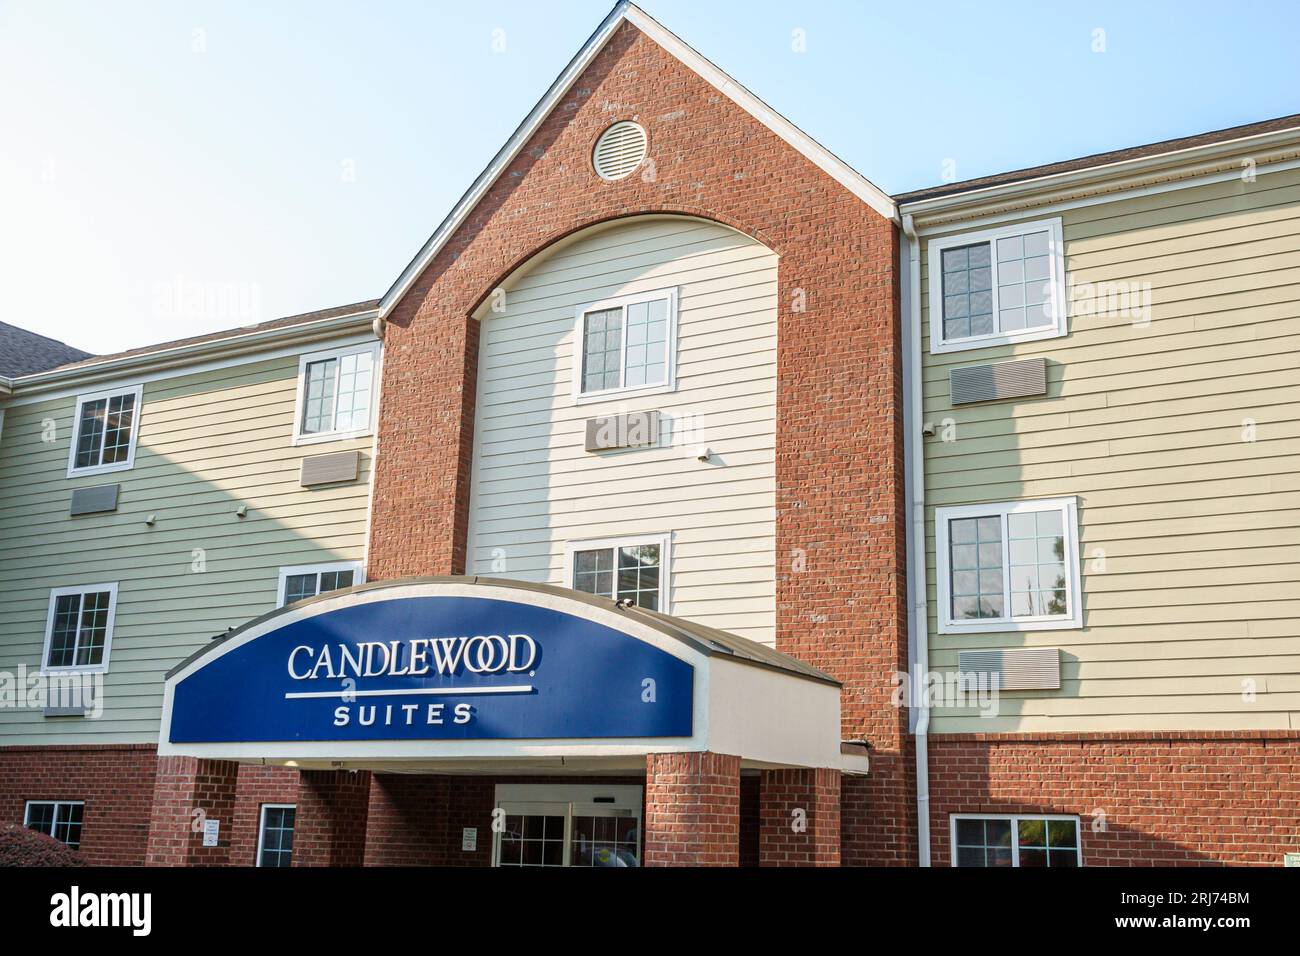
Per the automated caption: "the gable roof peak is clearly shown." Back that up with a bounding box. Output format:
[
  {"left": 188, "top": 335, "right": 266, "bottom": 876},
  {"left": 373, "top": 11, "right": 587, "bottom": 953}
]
[{"left": 379, "top": 1, "right": 895, "bottom": 319}]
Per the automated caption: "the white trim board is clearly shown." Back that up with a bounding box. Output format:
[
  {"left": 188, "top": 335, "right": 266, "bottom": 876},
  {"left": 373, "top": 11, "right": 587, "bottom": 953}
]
[
  {"left": 909, "top": 152, "right": 1300, "bottom": 237},
  {"left": 3, "top": 310, "right": 378, "bottom": 400},
  {"left": 899, "top": 126, "right": 1300, "bottom": 221},
  {"left": 377, "top": 1, "right": 895, "bottom": 320},
  {"left": 2, "top": 332, "right": 379, "bottom": 409}
]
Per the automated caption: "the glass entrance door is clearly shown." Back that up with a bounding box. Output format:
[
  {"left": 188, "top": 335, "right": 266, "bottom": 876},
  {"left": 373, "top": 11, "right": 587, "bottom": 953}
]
[{"left": 493, "top": 784, "right": 642, "bottom": 868}]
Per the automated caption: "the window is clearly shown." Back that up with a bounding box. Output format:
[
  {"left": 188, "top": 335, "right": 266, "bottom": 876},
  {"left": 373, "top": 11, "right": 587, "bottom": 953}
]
[
  {"left": 257, "top": 805, "right": 296, "bottom": 867},
  {"left": 292, "top": 344, "right": 378, "bottom": 444},
  {"left": 565, "top": 535, "right": 669, "bottom": 612},
  {"left": 951, "top": 815, "right": 1081, "bottom": 867},
  {"left": 277, "top": 562, "right": 365, "bottom": 607},
  {"left": 67, "top": 385, "right": 142, "bottom": 476},
  {"left": 493, "top": 784, "right": 642, "bottom": 868},
  {"left": 41, "top": 584, "right": 117, "bottom": 674},
  {"left": 927, "top": 218, "right": 1067, "bottom": 352},
  {"left": 935, "top": 498, "right": 1081, "bottom": 633},
  {"left": 24, "top": 801, "right": 85, "bottom": 850},
  {"left": 573, "top": 288, "right": 677, "bottom": 401}
]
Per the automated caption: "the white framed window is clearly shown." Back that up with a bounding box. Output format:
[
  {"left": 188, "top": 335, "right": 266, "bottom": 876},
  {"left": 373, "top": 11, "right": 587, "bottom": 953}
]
[
  {"left": 950, "top": 814, "right": 1081, "bottom": 868},
  {"left": 24, "top": 800, "right": 85, "bottom": 850},
  {"left": 66, "top": 384, "right": 143, "bottom": 477},
  {"left": 41, "top": 584, "right": 118, "bottom": 674},
  {"left": 291, "top": 343, "right": 379, "bottom": 445},
  {"left": 564, "top": 534, "right": 670, "bottom": 612},
  {"left": 492, "top": 784, "right": 642, "bottom": 868},
  {"left": 277, "top": 561, "right": 365, "bottom": 607},
  {"left": 572, "top": 287, "right": 677, "bottom": 403},
  {"left": 935, "top": 497, "right": 1081, "bottom": 634},
  {"left": 927, "top": 218, "right": 1067, "bottom": 353},
  {"left": 256, "top": 804, "right": 296, "bottom": 867}
]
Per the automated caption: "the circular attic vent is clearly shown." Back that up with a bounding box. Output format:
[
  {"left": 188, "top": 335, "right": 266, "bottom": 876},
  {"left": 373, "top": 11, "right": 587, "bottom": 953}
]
[{"left": 592, "top": 121, "right": 648, "bottom": 181}]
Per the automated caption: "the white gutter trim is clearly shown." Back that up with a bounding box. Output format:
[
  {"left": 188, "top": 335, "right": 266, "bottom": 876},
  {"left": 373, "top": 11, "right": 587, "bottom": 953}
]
[
  {"left": 3, "top": 307, "right": 379, "bottom": 395},
  {"left": 377, "top": 1, "right": 896, "bottom": 319},
  {"left": 902, "top": 212, "right": 931, "bottom": 867},
  {"left": 896, "top": 123, "right": 1300, "bottom": 218}
]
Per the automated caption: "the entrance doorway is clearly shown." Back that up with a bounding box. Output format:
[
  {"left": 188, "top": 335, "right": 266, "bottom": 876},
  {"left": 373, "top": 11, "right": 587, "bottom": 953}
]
[{"left": 492, "top": 784, "right": 642, "bottom": 867}]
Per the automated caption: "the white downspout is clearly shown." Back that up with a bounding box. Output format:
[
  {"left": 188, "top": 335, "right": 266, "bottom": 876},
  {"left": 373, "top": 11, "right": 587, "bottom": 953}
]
[{"left": 901, "top": 212, "right": 931, "bottom": 867}]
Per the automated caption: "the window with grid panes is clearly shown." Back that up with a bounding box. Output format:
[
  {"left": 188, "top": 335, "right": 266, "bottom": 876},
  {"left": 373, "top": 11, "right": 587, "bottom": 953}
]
[
  {"left": 44, "top": 587, "right": 114, "bottom": 671},
  {"left": 577, "top": 290, "right": 674, "bottom": 396},
  {"left": 70, "top": 387, "right": 140, "bottom": 473},
  {"left": 571, "top": 541, "right": 663, "bottom": 611},
  {"left": 24, "top": 801, "right": 84, "bottom": 849}
]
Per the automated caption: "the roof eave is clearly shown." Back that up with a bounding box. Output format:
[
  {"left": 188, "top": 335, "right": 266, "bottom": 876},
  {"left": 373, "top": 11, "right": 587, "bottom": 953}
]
[
  {"left": 897, "top": 123, "right": 1300, "bottom": 222},
  {"left": 5, "top": 306, "right": 379, "bottom": 398}
]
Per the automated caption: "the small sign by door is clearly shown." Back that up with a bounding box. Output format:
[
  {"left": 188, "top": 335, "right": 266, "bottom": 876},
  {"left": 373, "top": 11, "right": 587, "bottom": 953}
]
[
  {"left": 462, "top": 827, "right": 477, "bottom": 852},
  {"left": 202, "top": 819, "right": 220, "bottom": 847}
]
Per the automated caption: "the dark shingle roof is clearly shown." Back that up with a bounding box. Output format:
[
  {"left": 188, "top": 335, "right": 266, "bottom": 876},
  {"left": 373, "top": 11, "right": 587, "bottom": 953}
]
[
  {"left": 0, "top": 322, "right": 92, "bottom": 378},
  {"left": 894, "top": 113, "right": 1300, "bottom": 205},
  {"left": 35, "top": 300, "right": 381, "bottom": 375}
]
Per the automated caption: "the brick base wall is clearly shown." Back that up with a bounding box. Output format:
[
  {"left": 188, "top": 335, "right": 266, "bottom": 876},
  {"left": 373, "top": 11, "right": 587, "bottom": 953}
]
[
  {"left": 0, "top": 744, "right": 157, "bottom": 866},
  {"left": 293, "top": 769, "right": 372, "bottom": 867},
  {"left": 365, "top": 773, "right": 495, "bottom": 867},
  {"left": 759, "top": 767, "right": 840, "bottom": 866},
  {"left": 842, "top": 750, "right": 916, "bottom": 866},
  {"left": 928, "top": 732, "right": 1300, "bottom": 866}
]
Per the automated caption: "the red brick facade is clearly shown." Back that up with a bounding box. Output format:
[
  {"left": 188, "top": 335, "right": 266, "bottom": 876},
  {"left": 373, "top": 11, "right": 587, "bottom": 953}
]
[
  {"left": 10, "top": 735, "right": 1298, "bottom": 866},
  {"left": 759, "top": 767, "right": 841, "bottom": 866},
  {"left": 928, "top": 732, "right": 1300, "bottom": 866},
  {"left": 9, "top": 17, "right": 1292, "bottom": 874},
  {"left": 145, "top": 756, "right": 239, "bottom": 866},
  {"left": 364, "top": 16, "right": 908, "bottom": 866},
  {"left": 293, "top": 769, "right": 373, "bottom": 867},
  {"left": 0, "top": 744, "right": 157, "bottom": 866},
  {"left": 644, "top": 752, "right": 742, "bottom": 866}
]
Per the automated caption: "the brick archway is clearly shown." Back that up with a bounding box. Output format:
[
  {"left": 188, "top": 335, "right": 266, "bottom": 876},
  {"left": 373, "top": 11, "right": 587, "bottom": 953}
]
[{"left": 366, "top": 19, "right": 910, "bottom": 865}]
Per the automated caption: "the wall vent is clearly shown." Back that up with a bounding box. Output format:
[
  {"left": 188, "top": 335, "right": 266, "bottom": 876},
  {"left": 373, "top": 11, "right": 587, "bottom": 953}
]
[
  {"left": 593, "top": 121, "right": 648, "bottom": 181},
  {"left": 957, "top": 648, "right": 1060, "bottom": 691},
  {"left": 300, "top": 450, "right": 360, "bottom": 487},
  {"left": 585, "top": 410, "right": 660, "bottom": 452},
  {"left": 950, "top": 357, "right": 1047, "bottom": 405},
  {"left": 70, "top": 484, "right": 119, "bottom": 516}
]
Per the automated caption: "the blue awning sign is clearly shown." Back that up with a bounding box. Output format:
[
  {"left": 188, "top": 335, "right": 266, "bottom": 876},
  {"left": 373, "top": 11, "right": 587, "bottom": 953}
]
[{"left": 162, "top": 588, "right": 695, "bottom": 746}]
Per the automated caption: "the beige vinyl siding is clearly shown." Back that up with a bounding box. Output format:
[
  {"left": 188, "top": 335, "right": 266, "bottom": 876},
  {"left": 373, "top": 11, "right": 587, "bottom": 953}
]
[
  {"left": 0, "top": 350, "right": 374, "bottom": 744},
  {"left": 469, "top": 216, "right": 778, "bottom": 644},
  {"left": 920, "top": 163, "right": 1300, "bottom": 733}
]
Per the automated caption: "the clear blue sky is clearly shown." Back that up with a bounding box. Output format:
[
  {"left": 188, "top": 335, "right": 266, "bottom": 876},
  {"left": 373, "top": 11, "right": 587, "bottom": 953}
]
[{"left": 3, "top": 0, "right": 1298, "bottom": 354}]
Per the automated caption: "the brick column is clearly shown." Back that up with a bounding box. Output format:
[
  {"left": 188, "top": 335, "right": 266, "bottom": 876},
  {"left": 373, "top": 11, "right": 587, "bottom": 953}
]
[
  {"left": 292, "top": 769, "right": 372, "bottom": 867},
  {"left": 759, "top": 767, "right": 841, "bottom": 866},
  {"left": 145, "top": 756, "right": 240, "bottom": 866},
  {"left": 644, "top": 751, "right": 740, "bottom": 867}
]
